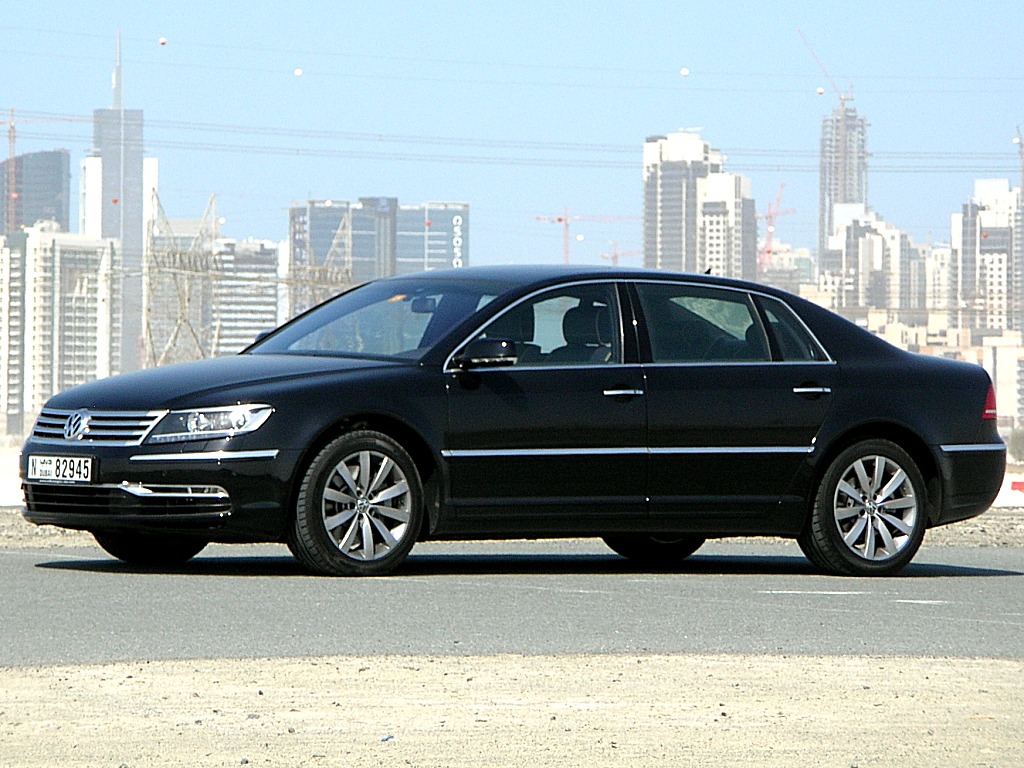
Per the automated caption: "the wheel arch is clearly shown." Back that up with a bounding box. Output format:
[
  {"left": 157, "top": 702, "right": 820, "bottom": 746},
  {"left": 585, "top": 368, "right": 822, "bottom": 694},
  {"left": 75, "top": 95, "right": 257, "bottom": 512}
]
[
  {"left": 810, "top": 422, "right": 942, "bottom": 527},
  {"left": 287, "top": 413, "right": 441, "bottom": 540}
]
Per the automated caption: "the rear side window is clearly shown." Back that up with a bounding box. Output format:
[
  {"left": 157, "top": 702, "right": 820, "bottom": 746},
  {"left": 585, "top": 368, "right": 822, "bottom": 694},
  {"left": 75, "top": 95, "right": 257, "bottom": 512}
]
[
  {"left": 756, "top": 296, "right": 828, "bottom": 362},
  {"left": 635, "top": 283, "right": 770, "bottom": 363}
]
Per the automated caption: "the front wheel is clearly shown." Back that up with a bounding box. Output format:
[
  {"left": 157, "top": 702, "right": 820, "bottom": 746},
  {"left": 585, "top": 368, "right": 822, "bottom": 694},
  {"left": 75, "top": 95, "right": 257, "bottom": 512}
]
[
  {"left": 798, "top": 439, "right": 927, "bottom": 576},
  {"left": 288, "top": 431, "right": 424, "bottom": 576},
  {"left": 603, "top": 534, "right": 705, "bottom": 565},
  {"left": 93, "top": 531, "right": 207, "bottom": 566}
]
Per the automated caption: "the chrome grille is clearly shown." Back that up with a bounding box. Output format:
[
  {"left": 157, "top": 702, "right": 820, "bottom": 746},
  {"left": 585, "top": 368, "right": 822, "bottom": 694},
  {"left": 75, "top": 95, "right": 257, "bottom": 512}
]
[{"left": 32, "top": 408, "right": 167, "bottom": 446}]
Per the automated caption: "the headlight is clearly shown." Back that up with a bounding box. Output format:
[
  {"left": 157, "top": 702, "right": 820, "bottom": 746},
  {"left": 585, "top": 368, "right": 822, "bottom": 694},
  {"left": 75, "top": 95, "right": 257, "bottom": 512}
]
[{"left": 145, "top": 405, "right": 274, "bottom": 444}]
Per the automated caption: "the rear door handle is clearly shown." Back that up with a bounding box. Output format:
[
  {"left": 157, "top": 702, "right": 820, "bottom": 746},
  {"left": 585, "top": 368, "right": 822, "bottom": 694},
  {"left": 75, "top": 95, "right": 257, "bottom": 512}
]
[{"left": 603, "top": 388, "right": 645, "bottom": 398}]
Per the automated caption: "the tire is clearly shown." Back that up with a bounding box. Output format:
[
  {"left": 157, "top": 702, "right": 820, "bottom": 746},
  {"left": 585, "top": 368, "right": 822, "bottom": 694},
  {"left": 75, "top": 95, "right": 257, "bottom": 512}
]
[
  {"left": 92, "top": 531, "right": 207, "bottom": 566},
  {"left": 798, "top": 439, "right": 927, "bottom": 576},
  {"left": 603, "top": 534, "right": 705, "bottom": 565},
  {"left": 288, "top": 431, "right": 423, "bottom": 576}
]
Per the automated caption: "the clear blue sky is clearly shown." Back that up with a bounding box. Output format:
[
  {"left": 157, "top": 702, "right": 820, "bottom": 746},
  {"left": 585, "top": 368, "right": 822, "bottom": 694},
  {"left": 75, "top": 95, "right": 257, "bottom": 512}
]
[{"left": 3, "top": 0, "right": 1022, "bottom": 266}]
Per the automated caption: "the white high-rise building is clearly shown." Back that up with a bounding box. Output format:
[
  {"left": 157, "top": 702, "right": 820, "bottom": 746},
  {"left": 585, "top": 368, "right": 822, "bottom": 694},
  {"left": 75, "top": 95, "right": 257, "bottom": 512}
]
[
  {"left": 642, "top": 132, "right": 756, "bottom": 280},
  {"left": 824, "top": 203, "right": 925, "bottom": 313},
  {"left": 950, "top": 179, "right": 1022, "bottom": 332},
  {"left": 0, "top": 221, "right": 120, "bottom": 436}
]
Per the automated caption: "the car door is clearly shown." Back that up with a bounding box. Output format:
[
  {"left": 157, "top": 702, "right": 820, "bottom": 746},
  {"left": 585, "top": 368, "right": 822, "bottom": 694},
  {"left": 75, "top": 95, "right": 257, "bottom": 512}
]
[
  {"left": 443, "top": 281, "right": 647, "bottom": 531},
  {"left": 632, "top": 281, "right": 838, "bottom": 527}
]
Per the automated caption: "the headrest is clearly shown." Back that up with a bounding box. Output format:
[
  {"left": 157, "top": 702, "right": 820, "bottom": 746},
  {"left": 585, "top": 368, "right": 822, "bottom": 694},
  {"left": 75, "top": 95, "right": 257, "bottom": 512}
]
[
  {"left": 562, "top": 304, "right": 611, "bottom": 346},
  {"left": 485, "top": 305, "right": 535, "bottom": 342}
]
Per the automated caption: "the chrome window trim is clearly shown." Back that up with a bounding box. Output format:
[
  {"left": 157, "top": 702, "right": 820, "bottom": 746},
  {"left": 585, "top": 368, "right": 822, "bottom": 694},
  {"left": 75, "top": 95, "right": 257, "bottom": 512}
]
[
  {"left": 939, "top": 443, "right": 1006, "bottom": 453},
  {"left": 129, "top": 450, "right": 281, "bottom": 462},
  {"left": 629, "top": 278, "right": 835, "bottom": 364},
  {"left": 639, "top": 359, "right": 838, "bottom": 369},
  {"left": 442, "top": 445, "right": 813, "bottom": 458},
  {"left": 443, "top": 279, "right": 628, "bottom": 373}
]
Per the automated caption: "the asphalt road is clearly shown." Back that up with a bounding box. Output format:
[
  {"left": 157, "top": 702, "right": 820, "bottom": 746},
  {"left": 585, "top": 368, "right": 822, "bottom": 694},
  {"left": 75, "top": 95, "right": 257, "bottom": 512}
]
[{"left": 2, "top": 539, "right": 1023, "bottom": 667}]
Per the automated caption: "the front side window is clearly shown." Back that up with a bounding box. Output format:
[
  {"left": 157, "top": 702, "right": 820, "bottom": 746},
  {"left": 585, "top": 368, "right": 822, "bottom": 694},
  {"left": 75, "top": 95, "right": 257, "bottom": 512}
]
[
  {"left": 635, "top": 282, "right": 769, "bottom": 363},
  {"left": 472, "top": 283, "right": 621, "bottom": 366}
]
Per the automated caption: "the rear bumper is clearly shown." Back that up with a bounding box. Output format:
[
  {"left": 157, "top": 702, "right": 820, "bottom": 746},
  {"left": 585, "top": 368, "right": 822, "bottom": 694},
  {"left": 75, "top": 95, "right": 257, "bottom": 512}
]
[{"left": 935, "top": 442, "right": 1006, "bottom": 525}]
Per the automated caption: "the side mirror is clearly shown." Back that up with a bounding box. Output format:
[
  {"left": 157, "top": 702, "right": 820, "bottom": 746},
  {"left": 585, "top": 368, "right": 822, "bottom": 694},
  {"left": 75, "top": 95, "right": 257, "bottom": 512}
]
[
  {"left": 452, "top": 338, "right": 518, "bottom": 370},
  {"left": 254, "top": 330, "right": 274, "bottom": 344}
]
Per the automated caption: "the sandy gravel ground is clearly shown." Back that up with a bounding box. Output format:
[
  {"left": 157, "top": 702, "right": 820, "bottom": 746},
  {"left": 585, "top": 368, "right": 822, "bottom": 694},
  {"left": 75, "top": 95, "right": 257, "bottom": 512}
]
[
  {"left": 3, "top": 506, "right": 1024, "bottom": 767},
  {"left": 3, "top": 654, "right": 1022, "bottom": 768}
]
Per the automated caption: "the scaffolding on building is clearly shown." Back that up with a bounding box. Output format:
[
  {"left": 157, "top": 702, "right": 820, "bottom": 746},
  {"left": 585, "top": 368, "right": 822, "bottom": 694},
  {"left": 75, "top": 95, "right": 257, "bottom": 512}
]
[
  {"left": 141, "top": 194, "right": 359, "bottom": 368},
  {"left": 288, "top": 203, "right": 355, "bottom": 315},
  {"left": 142, "top": 192, "right": 222, "bottom": 368}
]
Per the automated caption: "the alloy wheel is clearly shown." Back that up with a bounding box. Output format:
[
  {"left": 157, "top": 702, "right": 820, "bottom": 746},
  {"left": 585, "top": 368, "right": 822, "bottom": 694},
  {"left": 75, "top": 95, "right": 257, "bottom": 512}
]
[
  {"left": 321, "top": 449, "right": 412, "bottom": 561},
  {"left": 832, "top": 454, "right": 918, "bottom": 562}
]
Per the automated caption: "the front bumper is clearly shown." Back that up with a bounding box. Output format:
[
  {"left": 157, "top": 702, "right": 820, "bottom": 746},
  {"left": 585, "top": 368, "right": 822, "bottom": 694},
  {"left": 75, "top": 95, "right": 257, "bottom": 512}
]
[
  {"left": 23, "top": 482, "right": 232, "bottom": 531},
  {"left": 20, "top": 442, "right": 299, "bottom": 542}
]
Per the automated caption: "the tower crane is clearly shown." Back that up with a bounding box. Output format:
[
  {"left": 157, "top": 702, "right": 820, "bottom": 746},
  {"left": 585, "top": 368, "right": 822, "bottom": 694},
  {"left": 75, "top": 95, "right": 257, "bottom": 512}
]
[
  {"left": 757, "top": 184, "right": 795, "bottom": 275},
  {"left": 535, "top": 207, "right": 641, "bottom": 264},
  {"left": 797, "top": 29, "right": 853, "bottom": 110},
  {"left": 600, "top": 242, "right": 642, "bottom": 267}
]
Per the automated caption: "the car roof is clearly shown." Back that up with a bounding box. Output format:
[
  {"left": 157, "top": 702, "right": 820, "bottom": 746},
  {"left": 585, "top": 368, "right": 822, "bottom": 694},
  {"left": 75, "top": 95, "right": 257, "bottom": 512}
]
[{"left": 386, "top": 263, "right": 776, "bottom": 296}]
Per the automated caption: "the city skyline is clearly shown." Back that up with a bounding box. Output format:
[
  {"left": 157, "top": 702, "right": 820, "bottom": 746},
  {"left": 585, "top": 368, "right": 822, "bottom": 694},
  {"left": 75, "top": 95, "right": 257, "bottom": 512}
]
[{"left": 2, "top": 1, "right": 1023, "bottom": 265}]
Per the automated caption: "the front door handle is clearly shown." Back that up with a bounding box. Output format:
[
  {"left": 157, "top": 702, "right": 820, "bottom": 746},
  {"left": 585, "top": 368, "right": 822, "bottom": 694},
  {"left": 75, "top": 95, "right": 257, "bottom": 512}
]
[{"left": 793, "top": 385, "right": 832, "bottom": 399}]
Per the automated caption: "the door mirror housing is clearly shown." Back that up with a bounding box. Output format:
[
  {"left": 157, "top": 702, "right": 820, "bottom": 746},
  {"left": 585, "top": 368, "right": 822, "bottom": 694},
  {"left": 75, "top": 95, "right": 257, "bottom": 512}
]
[{"left": 452, "top": 338, "right": 518, "bottom": 370}]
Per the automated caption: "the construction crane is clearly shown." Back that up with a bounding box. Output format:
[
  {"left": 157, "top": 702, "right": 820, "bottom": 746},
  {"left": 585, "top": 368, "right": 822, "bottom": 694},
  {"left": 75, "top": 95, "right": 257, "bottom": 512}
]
[
  {"left": 757, "top": 184, "right": 795, "bottom": 275},
  {"left": 535, "top": 207, "right": 641, "bottom": 264},
  {"left": 4, "top": 109, "right": 14, "bottom": 232},
  {"left": 600, "top": 242, "right": 642, "bottom": 267},
  {"left": 798, "top": 28, "right": 856, "bottom": 217},
  {"left": 798, "top": 29, "right": 853, "bottom": 110}
]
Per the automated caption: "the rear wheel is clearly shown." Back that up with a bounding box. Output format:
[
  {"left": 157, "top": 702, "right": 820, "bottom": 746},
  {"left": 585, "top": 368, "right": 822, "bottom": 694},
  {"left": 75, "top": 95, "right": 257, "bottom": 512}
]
[
  {"left": 603, "top": 534, "right": 705, "bottom": 565},
  {"left": 93, "top": 531, "right": 207, "bottom": 566},
  {"left": 288, "top": 431, "right": 423, "bottom": 576},
  {"left": 799, "top": 439, "right": 927, "bottom": 576}
]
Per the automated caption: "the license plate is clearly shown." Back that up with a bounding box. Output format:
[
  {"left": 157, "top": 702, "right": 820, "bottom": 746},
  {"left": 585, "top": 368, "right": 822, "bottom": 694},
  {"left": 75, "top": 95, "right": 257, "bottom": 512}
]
[{"left": 27, "top": 455, "right": 93, "bottom": 483}]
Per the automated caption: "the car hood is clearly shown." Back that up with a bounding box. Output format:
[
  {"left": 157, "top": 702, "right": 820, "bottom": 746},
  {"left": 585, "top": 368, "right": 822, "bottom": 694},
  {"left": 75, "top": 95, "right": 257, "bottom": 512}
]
[{"left": 45, "top": 353, "right": 406, "bottom": 411}]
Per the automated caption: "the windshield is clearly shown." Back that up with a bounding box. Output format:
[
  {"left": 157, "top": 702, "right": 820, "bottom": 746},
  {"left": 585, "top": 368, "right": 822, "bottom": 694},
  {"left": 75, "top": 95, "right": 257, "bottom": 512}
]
[{"left": 248, "top": 277, "right": 508, "bottom": 360}]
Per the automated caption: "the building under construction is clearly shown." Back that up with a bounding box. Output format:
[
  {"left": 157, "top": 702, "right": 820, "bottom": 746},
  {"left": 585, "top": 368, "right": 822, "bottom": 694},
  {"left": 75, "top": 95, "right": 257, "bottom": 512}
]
[{"left": 818, "top": 105, "right": 869, "bottom": 263}]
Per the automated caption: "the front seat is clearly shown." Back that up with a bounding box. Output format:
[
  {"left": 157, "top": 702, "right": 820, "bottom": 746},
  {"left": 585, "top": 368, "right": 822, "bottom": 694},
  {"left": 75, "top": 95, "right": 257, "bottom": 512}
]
[
  {"left": 547, "top": 304, "right": 612, "bottom": 364},
  {"left": 482, "top": 304, "right": 542, "bottom": 363}
]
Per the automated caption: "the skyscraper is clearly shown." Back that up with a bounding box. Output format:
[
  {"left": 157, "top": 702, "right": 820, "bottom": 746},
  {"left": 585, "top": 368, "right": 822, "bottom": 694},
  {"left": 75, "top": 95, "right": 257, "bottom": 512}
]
[
  {"left": 818, "top": 105, "right": 868, "bottom": 262},
  {"left": 0, "top": 150, "right": 70, "bottom": 233},
  {"left": 287, "top": 198, "right": 469, "bottom": 316},
  {"left": 80, "top": 33, "right": 153, "bottom": 372},
  {"left": 642, "top": 131, "right": 756, "bottom": 279}
]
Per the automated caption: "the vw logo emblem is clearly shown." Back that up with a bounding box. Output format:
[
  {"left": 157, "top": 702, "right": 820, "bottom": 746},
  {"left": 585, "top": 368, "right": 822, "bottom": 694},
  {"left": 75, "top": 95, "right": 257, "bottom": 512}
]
[{"left": 64, "top": 410, "right": 91, "bottom": 441}]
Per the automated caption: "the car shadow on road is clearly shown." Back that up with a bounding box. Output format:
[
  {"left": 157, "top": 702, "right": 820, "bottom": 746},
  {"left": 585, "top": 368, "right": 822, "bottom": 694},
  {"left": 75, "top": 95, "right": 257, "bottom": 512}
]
[{"left": 33, "top": 551, "right": 1023, "bottom": 579}]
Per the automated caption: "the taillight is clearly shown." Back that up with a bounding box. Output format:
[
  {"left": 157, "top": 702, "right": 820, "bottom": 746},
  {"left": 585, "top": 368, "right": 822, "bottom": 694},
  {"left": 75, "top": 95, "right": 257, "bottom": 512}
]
[{"left": 983, "top": 385, "right": 998, "bottom": 420}]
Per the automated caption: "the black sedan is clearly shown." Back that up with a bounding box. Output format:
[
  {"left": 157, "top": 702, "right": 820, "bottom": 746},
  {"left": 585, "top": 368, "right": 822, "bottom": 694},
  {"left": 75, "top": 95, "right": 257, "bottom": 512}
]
[{"left": 21, "top": 266, "right": 1005, "bottom": 576}]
